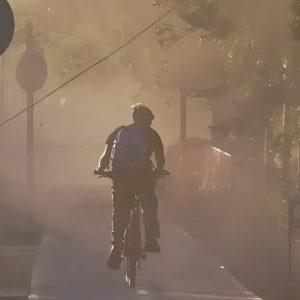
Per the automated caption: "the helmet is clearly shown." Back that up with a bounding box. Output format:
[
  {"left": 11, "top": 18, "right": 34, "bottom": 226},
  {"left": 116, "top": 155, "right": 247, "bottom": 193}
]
[{"left": 131, "top": 103, "right": 154, "bottom": 122}]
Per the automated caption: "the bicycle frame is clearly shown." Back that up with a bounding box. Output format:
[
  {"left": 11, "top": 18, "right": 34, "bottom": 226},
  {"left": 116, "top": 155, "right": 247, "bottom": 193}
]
[{"left": 94, "top": 168, "right": 169, "bottom": 288}]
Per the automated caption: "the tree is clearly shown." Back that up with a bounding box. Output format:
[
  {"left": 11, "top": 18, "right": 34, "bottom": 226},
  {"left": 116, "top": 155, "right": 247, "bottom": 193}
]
[
  {"left": 8, "top": 0, "right": 124, "bottom": 80},
  {"left": 149, "top": 0, "right": 292, "bottom": 136}
]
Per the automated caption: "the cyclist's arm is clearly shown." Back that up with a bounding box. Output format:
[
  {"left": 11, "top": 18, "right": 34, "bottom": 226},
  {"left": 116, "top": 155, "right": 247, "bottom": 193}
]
[
  {"left": 154, "top": 149, "right": 165, "bottom": 172},
  {"left": 152, "top": 129, "right": 165, "bottom": 171},
  {"left": 97, "top": 144, "right": 113, "bottom": 171},
  {"left": 96, "top": 126, "right": 124, "bottom": 172}
]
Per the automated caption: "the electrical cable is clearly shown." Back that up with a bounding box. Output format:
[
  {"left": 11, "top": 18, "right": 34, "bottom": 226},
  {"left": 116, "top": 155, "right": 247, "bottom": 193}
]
[{"left": 0, "top": 0, "right": 187, "bottom": 127}]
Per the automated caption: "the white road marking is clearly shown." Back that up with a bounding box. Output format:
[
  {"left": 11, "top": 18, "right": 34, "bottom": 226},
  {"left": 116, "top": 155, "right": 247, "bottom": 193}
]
[
  {"left": 29, "top": 296, "right": 56, "bottom": 300},
  {"left": 165, "top": 290, "right": 262, "bottom": 299},
  {"left": 136, "top": 289, "right": 149, "bottom": 296}
]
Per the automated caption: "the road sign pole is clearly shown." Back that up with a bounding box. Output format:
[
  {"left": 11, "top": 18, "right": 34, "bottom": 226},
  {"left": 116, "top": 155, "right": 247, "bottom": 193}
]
[
  {"left": 16, "top": 21, "right": 47, "bottom": 200},
  {"left": 27, "top": 90, "right": 34, "bottom": 195}
]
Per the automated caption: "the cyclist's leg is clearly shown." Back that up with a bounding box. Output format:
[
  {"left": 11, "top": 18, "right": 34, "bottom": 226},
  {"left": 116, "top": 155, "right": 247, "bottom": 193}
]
[
  {"left": 111, "top": 183, "right": 134, "bottom": 246},
  {"left": 108, "top": 184, "right": 134, "bottom": 269},
  {"left": 138, "top": 187, "right": 160, "bottom": 242}
]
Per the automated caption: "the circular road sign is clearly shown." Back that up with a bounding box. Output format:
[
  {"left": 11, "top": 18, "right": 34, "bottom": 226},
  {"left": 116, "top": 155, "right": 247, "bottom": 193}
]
[{"left": 0, "top": 0, "right": 15, "bottom": 55}]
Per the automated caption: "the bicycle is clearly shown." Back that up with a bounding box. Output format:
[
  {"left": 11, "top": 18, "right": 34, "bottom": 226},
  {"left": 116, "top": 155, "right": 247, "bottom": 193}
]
[{"left": 94, "top": 168, "right": 169, "bottom": 288}]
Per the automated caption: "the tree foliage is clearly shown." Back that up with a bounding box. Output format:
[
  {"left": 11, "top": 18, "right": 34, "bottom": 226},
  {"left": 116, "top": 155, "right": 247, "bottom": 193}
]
[
  {"left": 6, "top": 0, "right": 298, "bottom": 132},
  {"left": 8, "top": 0, "right": 122, "bottom": 80},
  {"left": 150, "top": 1, "right": 294, "bottom": 136}
]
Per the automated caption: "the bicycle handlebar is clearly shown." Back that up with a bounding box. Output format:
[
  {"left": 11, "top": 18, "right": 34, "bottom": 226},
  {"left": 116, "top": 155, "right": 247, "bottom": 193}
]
[
  {"left": 154, "top": 169, "right": 170, "bottom": 177},
  {"left": 93, "top": 169, "right": 170, "bottom": 178},
  {"left": 93, "top": 169, "right": 113, "bottom": 178}
]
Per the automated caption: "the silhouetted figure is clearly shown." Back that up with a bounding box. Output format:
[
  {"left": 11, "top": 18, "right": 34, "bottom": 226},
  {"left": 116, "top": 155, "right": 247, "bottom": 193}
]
[{"left": 96, "top": 104, "right": 166, "bottom": 269}]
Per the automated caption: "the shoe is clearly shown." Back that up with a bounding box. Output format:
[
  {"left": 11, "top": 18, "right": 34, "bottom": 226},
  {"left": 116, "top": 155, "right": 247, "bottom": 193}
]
[
  {"left": 107, "top": 245, "right": 122, "bottom": 270},
  {"left": 143, "top": 239, "right": 161, "bottom": 253}
]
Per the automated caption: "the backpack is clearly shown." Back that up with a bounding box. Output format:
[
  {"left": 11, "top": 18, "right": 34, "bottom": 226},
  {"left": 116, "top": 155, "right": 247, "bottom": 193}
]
[{"left": 111, "top": 124, "right": 147, "bottom": 173}]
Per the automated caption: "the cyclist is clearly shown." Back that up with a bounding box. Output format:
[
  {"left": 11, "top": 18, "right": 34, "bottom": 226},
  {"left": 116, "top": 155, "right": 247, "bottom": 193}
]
[{"left": 95, "top": 103, "right": 166, "bottom": 270}]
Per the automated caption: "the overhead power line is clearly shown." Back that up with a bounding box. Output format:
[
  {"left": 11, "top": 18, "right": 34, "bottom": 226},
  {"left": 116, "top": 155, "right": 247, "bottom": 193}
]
[{"left": 0, "top": 0, "right": 186, "bottom": 127}]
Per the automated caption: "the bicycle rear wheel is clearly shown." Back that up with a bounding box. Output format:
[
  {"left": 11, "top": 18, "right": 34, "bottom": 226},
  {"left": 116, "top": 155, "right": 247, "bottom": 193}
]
[{"left": 125, "top": 252, "right": 137, "bottom": 288}]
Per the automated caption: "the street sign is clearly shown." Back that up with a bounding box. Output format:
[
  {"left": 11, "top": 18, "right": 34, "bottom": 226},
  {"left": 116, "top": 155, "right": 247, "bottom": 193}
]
[
  {"left": 0, "top": 0, "right": 14, "bottom": 55},
  {"left": 16, "top": 23, "right": 47, "bottom": 92},
  {"left": 16, "top": 50, "right": 48, "bottom": 91}
]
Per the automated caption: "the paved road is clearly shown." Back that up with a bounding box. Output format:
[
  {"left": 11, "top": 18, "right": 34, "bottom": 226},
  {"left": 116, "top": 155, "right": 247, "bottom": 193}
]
[{"left": 29, "top": 191, "right": 262, "bottom": 300}]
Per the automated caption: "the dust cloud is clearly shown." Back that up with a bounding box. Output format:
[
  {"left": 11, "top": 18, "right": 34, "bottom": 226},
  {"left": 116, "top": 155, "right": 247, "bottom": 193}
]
[{"left": 0, "top": 1, "right": 296, "bottom": 299}]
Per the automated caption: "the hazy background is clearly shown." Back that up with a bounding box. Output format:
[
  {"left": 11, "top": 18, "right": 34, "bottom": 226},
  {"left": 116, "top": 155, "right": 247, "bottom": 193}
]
[
  {"left": 0, "top": 1, "right": 299, "bottom": 299},
  {"left": 0, "top": 0, "right": 293, "bottom": 187},
  {"left": 0, "top": 0, "right": 228, "bottom": 187}
]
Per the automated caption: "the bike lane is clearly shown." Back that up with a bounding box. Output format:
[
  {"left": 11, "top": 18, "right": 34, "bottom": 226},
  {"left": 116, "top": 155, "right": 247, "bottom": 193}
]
[{"left": 29, "top": 193, "right": 262, "bottom": 300}]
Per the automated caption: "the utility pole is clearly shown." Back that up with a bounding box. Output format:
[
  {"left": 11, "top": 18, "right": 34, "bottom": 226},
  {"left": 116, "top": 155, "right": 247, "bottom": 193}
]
[
  {"left": 281, "top": 101, "right": 294, "bottom": 300},
  {"left": 180, "top": 87, "right": 187, "bottom": 144},
  {"left": 264, "top": 119, "right": 274, "bottom": 189}
]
